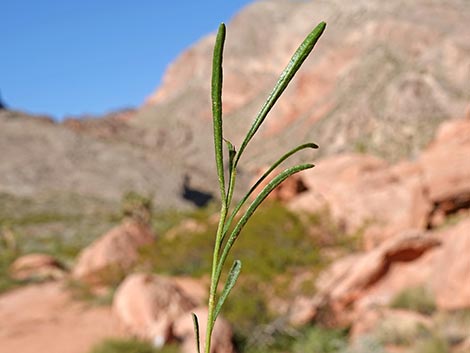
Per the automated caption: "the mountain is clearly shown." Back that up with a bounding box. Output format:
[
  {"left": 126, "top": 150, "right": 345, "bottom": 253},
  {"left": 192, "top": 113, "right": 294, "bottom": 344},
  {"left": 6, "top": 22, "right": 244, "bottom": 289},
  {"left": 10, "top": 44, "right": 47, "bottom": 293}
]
[
  {"left": 142, "top": 0, "right": 469, "bottom": 164},
  {"left": 0, "top": 110, "right": 187, "bottom": 209},
  {"left": 1, "top": 0, "right": 469, "bottom": 209}
]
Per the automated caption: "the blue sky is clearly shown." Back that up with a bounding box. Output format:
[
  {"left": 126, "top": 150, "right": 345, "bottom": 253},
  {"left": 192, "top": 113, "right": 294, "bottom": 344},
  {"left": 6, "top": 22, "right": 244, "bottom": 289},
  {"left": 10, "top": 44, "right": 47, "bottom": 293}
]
[{"left": 0, "top": 0, "right": 254, "bottom": 119}]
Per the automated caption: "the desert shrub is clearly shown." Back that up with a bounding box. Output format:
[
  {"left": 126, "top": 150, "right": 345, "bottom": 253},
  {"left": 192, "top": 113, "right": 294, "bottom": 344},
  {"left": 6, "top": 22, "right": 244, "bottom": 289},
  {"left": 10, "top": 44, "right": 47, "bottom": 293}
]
[
  {"left": 121, "top": 191, "right": 153, "bottom": 224},
  {"left": 340, "top": 335, "right": 385, "bottom": 353},
  {"left": 376, "top": 320, "right": 432, "bottom": 346},
  {"left": 223, "top": 277, "right": 273, "bottom": 339},
  {"left": 141, "top": 202, "right": 323, "bottom": 280},
  {"left": 139, "top": 202, "right": 334, "bottom": 350},
  {"left": 236, "top": 326, "right": 348, "bottom": 353},
  {"left": 89, "top": 338, "right": 179, "bottom": 353},
  {"left": 390, "top": 286, "right": 436, "bottom": 315},
  {"left": 138, "top": 201, "right": 357, "bottom": 348},
  {"left": 434, "top": 309, "right": 470, "bottom": 346},
  {"left": 412, "top": 334, "right": 449, "bottom": 353},
  {"left": 292, "top": 326, "right": 348, "bottom": 353},
  {"left": 0, "top": 246, "right": 19, "bottom": 293},
  {"left": 65, "top": 278, "right": 116, "bottom": 306}
]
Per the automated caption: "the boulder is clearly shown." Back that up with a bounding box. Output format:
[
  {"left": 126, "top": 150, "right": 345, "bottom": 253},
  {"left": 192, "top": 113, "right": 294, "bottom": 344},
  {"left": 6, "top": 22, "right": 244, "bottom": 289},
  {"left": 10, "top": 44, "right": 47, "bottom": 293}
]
[
  {"left": 289, "top": 154, "right": 430, "bottom": 239},
  {"left": 419, "top": 118, "right": 470, "bottom": 222},
  {"left": 313, "top": 230, "right": 440, "bottom": 325},
  {"left": 355, "top": 249, "right": 439, "bottom": 313},
  {"left": 313, "top": 216, "right": 470, "bottom": 328},
  {"left": 9, "top": 253, "right": 67, "bottom": 281},
  {"left": 173, "top": 307, "right": 235, "bottom": 353},
  {"left": 112, "top": 273, "right": 196, "bottom": 347},
  {"left": 431, "top": 217, "right": 470, "bottom": 310},
  {"left": 72, "top": 221, "right": 154, "bottom": 286},
  {"left": 172, "top": 276, "right": 208, "bottom": 306}
]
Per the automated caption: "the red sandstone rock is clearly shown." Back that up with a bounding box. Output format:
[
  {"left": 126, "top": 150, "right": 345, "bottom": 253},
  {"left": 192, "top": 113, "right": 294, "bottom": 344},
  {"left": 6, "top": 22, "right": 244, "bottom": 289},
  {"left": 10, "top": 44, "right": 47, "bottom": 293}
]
[
  {"left": 355, "top": 249, "right": 439, "bottom": 313},
  {"left": 289, "top": 154, "right": 430, "bottom": 239},
  {"left": 172, "top": 276, "right": 208, "bottom": 306},
  {"left": 9, "top": 253, "right": 67, "bottom": 281},
  {"left": 313, "top": 216, "right": 470, "bottom": 329},
  {"left": 112, "top": 273, "right": 196, "bottom": 347},
  {"left": 431, "top": 217, "right": 470, "bottom": 310},
  {"left": 419, "top": 118, "right": 470, "bottom": 217},
  {"left": 72, "top": 221, "right": 155, "bottom": 286},
  {"left": 313, "top": 230, "right": 440, "bottom": 325}
]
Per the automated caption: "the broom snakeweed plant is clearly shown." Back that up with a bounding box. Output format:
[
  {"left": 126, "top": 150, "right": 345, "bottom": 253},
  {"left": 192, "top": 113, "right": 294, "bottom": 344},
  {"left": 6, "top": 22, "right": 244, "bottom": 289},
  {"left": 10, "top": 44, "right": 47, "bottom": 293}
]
[{"left": 193, "top": 21, "right": 327, "bottom": 353}]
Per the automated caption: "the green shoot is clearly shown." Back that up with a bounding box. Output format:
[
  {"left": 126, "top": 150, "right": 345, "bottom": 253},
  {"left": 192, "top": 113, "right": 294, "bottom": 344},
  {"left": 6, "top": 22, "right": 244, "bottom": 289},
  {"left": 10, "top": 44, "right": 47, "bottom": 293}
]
[{"left": 195, "top": 21, "right": 327, "bottom": 353}]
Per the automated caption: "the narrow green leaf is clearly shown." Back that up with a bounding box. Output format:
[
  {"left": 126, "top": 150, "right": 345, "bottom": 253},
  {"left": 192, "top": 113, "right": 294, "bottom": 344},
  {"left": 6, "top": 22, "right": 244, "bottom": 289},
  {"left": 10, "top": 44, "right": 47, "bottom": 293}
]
[
  {"left": 235, "top": 22, "right": 326, "bottom": 165},
  {"left": 223, "top": 138, "right": 236, "bottom": 176},
  {"left": 215, "top": 163, "right": 315, "bottom": 283},
  {"left": 223, "top": 138, "right": 237, "bottom": 206},
  {"left": 222, "top": 142, "right": 318, "bottom": 239},
  {"left": 214, "top": 260, "right": 242, "bottom": 320},
  {"left": 192, "top": 312, "right": 201, "bottom": 353},
  {"left": 212, "top": 23, "right": 227, "bottom": 201}
]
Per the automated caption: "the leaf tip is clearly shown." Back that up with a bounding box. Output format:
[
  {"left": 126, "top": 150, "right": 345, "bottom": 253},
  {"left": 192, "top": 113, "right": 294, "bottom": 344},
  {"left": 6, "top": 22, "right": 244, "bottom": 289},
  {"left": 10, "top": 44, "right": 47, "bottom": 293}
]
[{"left": 191, "top": 312, "right": 201, "bottom": 353}]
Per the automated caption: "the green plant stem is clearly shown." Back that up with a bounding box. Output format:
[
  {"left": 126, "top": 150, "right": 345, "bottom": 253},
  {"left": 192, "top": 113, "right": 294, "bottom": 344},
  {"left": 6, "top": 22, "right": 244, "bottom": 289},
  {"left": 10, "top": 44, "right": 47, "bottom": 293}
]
[
  {"left": 201, "top": 20, "right": 326, "bottom": 353},
  {"left": 205, "top": 203, "right": 227, "bottom": 353},
  {"left": 221, "top": 142, "right": 318, "bottom": 242},
  {"left": 214, "top": 163, "right": 314, "bottom": 291},
  {"left": 205, "top": 22, "right": 227, "bottom": 353}
]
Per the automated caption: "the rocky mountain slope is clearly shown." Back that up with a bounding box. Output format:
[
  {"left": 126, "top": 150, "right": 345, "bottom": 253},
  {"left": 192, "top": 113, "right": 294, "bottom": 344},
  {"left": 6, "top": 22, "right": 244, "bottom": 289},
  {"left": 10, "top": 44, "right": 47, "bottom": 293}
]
[
  {"left": 142, "top": 0, "right": 470, "bottom": 165},
  {"left": 1, "top": 0, "right": 469, "bottom": 209},
  {"left": 0, "top": 110, "right": 186, "bottom": 208}
]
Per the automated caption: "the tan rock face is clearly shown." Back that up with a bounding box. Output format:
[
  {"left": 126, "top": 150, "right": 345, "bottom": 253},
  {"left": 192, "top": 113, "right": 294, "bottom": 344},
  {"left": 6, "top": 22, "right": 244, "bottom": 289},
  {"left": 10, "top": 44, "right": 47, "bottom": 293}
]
[
  {"left": 9, "top": 253, "right": 67, "bottom": 281},
  {"left": 289, "top": 154, "right": 431, "bottom": 237},
  {"left": 313, "top": 230, "right": 440, "bottom": 326},
  {"left": 112, "top": 273, "right": 196, "bottom": 347},
  {"left": 173, "top": 307, "right": 235, "bottom": 353},
  {"left": 355, "top": 249, "right": 439, "bottom": 313},
  {"left": 431, "top": 218, "right": 470, "bottom": 310},
  {"left": 139, "top": 0, "right": 470, "bottom": 185},
  {"left": 312, "top": 215, "right": 470, "bottom": 331},
  {"left": 289, "top": 118, "right": 470, "bottom": 247},
  {"left": 419, "top": 118, "right": 470, "bottom": 222},
  {"left": 171, "top": 276, "right": 208, "bottom": 306},
  {"left": 72, "top": 221, "right": 155, "bottom": 286}
]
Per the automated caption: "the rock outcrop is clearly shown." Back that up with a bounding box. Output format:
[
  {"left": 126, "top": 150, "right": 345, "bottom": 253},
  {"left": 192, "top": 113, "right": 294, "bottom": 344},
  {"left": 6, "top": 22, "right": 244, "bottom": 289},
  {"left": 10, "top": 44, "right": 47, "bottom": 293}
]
[
  {"left": 9, "top": 253, "right": 67, "bottom": 281},
  {"left": 312, "top": 230, "right": 440, "bottom": 326},
  {"left": 112, "top": 273, "right": 196, "bottom": 347},
  {"left": 431, "top": 218, "right": 470, "bottom": 310},
  {"left": 310, "top": 216, "right": 470, "bottom": 328},
  {"left": 419, "top": 118, "right": 470, "bottom": 227},
  {"left": 289, "top": 118, "right": 470, "bottom": 247},
  {"left": 289, "top": 154, "right": 431, "bottom": 238},
  {"left": 73, "top": 221, "right": 155, "bottom": 286}
]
